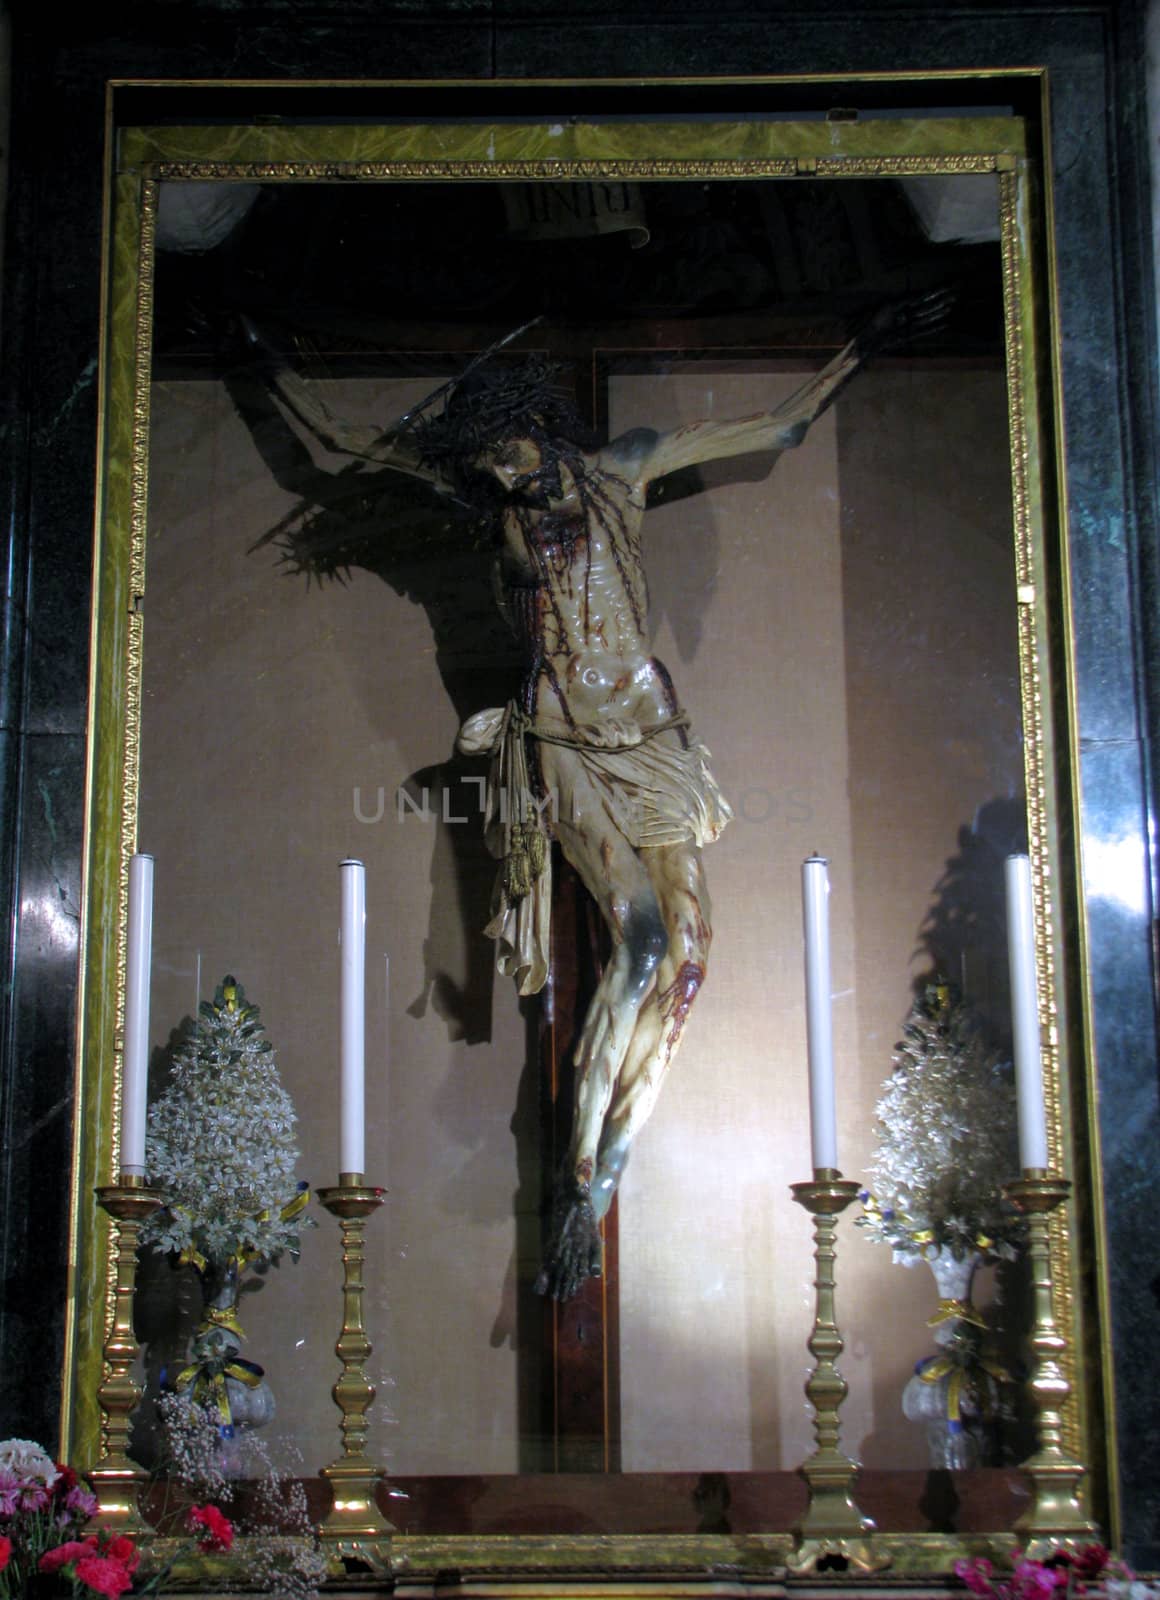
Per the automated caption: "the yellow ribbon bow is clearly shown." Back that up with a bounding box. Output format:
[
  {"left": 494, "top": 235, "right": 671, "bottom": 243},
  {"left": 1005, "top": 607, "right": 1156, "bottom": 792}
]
[
  {"left": 918, "top": 1353, "right": 1011, "bottom": 1421},
  {"left": 204, "top": 1304, "right": 247, "bottom": 1340},
  {"left": 927, "top": 1298, "right": 989, "bottom": 1330},
  {"left": 175, "top": 1358, "right": 264, "bottom": 1426}
]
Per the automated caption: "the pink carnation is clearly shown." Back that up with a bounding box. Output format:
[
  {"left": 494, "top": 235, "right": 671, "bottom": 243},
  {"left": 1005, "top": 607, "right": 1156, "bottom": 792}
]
[
  {"left": 74, "top": 1552, "right": 136, "bottom": 1598},
  {"left": 188, "top": 1502, "right": 233, "bottom": 1552},
  {"left": 39, "top": 1537, "right": 99, "bottom": 1574},
  {"left": 1070, "top": 1547, "right": 1112, "bottom": 1582},
  {"left": 103, "top": 1535, "right": 139, "bottom": 1575},
  {"left": 956, "top": 1558, "right": 997, "bottom": 1597},
  {"left": 0, "top": 1535, "right": 11, "bottom": 1573},
  {"left": 1012, "top": 1558, "right": 1067, "bottom": 1600}
]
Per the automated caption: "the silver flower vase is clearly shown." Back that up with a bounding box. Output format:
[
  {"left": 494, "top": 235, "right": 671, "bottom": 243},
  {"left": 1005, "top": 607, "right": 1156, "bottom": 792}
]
[
  {"left": 901, "top": 1248, "right": 1000, "bottom": 1470},
  {"left": 180, "top": 1258, "right": 276, "bottom": 1476}
]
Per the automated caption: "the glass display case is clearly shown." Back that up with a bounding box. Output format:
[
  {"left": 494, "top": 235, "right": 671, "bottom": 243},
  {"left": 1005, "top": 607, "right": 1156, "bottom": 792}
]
[{"left": 64, "top": 94, "right": 1098, "bottom": 1580}]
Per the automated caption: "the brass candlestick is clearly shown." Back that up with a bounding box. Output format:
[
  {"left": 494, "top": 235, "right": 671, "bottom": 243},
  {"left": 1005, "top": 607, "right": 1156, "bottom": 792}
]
[
  {"left": 88, "top": 1175, "right": 162, "bottom": 1533},
  {"left": 316, "top": 1173, "right": 396, "bottom": 1570},
  {"left": 788, "top": 1169, "right": 888, "bottom": 1576},
  {"left": 1004, "top": 1171, "right": 1098, "bottom": 1554}
]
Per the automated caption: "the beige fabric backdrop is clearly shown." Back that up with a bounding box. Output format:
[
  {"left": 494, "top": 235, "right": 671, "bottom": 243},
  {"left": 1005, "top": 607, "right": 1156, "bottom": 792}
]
[{"left": 141, "top": 358, "right": 1016, "bottom": 1481}]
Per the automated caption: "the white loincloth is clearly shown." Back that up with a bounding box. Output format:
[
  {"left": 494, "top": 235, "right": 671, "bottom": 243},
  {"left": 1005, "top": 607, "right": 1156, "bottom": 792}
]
[{"left": 457, "top": 704, "right": 732, "bottom": 996}]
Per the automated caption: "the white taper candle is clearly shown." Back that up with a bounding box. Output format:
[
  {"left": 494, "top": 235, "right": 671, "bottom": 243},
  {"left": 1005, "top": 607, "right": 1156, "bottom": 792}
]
[
  {"left": 122, "top": 852, "right": 154, "bottom": 1176},
  {"left": 340, "top": 859, "right": 366, "bottom": 1176},
  {"left": 802, "top": 855, "right": 838, "bottom": 1171},
  {"left": 1006, "top": 853, "right": 1049, "bottom": 1171}
]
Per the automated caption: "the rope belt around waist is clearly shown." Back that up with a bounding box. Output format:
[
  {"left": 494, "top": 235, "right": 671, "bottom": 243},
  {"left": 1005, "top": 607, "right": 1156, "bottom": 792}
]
[
  {"left": 459, "top": 701, "right": 694, "bottom": 901},
  {"left": 513, "top": 706, "right": 691, "bottom": 751},
  {"left": 504, "top": 708, "right": 692, "bottom": 896}
]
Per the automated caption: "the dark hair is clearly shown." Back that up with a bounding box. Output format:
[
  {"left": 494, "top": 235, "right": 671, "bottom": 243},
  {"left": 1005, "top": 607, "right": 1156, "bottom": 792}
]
[{"left": 407, "top": 355, "right": 595, "bottom": 498}]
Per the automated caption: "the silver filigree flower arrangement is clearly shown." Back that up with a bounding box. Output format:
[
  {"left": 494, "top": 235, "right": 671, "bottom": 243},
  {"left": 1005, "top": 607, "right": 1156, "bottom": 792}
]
[
  {"left": 858, "top": 977, "right": 1024, "bottom": 1467},
  {"left": 142, "top": 975, "right": 311, "bottom": 1274},
  {"left": 858, "top": 976, "right": 1021, "bottom": 1263},
  {"left": 141, "top": 976, "right": 313, "bottom": 1453}
]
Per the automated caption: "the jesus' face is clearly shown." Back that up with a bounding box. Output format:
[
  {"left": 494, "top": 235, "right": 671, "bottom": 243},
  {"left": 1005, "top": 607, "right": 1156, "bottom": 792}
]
[
  {"left": 475, "top": 436, "right": 577, "bottom": 510},
  {"left": 480, "top": 437, "right": 542, "bottom": 491}
]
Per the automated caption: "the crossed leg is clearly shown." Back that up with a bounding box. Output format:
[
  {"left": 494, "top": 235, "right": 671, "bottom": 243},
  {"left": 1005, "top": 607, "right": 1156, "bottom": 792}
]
[
  {"left": 534, "top": 746, "right": 712, "bottom": 1297},
  {"left": 590, "top": 841, "right": 711, "bottom": 1220}
]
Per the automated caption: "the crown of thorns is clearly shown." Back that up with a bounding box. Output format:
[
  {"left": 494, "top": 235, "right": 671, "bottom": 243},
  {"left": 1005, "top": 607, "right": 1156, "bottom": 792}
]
[{"left": 405, "top": 355, "right": 590, "bottom": 471}]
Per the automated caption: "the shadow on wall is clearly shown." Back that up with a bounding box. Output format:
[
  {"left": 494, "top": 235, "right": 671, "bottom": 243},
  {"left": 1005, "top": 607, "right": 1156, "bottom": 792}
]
[{"left": 916, "top": 795, "right": 1028, "bottom": 1036}]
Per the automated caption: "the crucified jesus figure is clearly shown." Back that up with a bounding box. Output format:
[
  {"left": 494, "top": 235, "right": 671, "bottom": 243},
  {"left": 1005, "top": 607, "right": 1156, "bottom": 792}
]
[{"left": 254, "top": 296, "right": 943, "bottom": 1299}]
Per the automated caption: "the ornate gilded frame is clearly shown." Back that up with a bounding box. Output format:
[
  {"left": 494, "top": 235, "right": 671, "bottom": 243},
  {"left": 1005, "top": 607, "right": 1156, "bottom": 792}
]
[{"left": 64, "top": 85, "right": 1108, "bottom": 1580}]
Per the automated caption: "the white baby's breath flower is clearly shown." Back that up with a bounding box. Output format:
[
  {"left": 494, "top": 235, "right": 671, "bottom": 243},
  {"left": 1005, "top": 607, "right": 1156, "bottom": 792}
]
[
  {"left": 158, "top": 1397, "right": 328, "bottom": 1595},
  {"left": 156, "top": 1394, "right": 231, "bottom": 1501}
]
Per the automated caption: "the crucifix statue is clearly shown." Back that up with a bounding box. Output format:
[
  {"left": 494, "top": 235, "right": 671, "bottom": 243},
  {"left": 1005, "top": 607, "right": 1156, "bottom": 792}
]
[{"left": 254, "top": 295, "right": 943, "bottom": 1300}]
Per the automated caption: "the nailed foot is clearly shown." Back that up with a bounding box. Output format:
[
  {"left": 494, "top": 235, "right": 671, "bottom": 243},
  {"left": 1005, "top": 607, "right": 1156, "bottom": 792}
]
[{"left": 535, "top": 1176, "right": 602, "bottom": 1301}]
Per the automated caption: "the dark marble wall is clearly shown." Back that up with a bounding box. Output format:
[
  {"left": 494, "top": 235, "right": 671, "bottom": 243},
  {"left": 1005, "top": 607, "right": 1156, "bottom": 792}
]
[{"left": 1, "top": 0, "right": 1156, "bottom": 1564}]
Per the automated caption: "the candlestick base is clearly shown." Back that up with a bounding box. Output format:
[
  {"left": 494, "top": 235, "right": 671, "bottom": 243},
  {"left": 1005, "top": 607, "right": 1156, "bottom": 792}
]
[
  {"left": 787, "top": 1536, "right": 891, "bottom": 1577},
  {"left": 87, "top": 1180, "right": 162, "bottom": 1534},
  {"left": 1004, "top": 1173, "right": 1098, "bottom": 1552},
  {"left": 317, "top": 1181, "right": 396, "bottom": 1571},
  {"left": 788, "top": 1172, "right": 889, "bottom": 1575},
  {"left": 318, "top": 1459, "right": 395, "bottom": 1573}
]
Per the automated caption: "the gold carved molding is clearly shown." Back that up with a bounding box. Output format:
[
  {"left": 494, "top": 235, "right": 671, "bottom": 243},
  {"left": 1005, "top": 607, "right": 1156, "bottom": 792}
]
[
  {"left": 151, "top": 153, "right": 1006, "bottom": 183},
  {"left": 999, "top": 164, "right": 1081, "bottom": 1464},
  {"left": 66, "top": 101, "right": 1095, "bottom": 1561}
]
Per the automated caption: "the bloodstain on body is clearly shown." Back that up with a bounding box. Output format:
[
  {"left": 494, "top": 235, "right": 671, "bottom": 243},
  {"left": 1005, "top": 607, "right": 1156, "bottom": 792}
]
[
  {"left": 650, "top": 658, "right": 687, "bottom": 742},
  {"left": 657, "top": 960, "right": 705, "bottom": 1058},
  {"left": 576, "top": 1156, "right": 594, "bottom": 1185},
  {"left": 580, "top": 467, "right": 646, "bottom": 633},
  {"left": 688, "top": 905, "right": 712, "bottom": 953},
  {"left": 541, "top": 656, "right": 577, "bottom": 730}
]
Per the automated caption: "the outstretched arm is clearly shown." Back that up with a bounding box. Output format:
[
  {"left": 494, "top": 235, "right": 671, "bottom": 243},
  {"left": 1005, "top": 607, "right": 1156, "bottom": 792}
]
[
  {"left": 242, "top": 320, "right": 440, "bottom": 489},
  {"left": 612, "top": 290, "right": 952, "bottom": 489}
]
